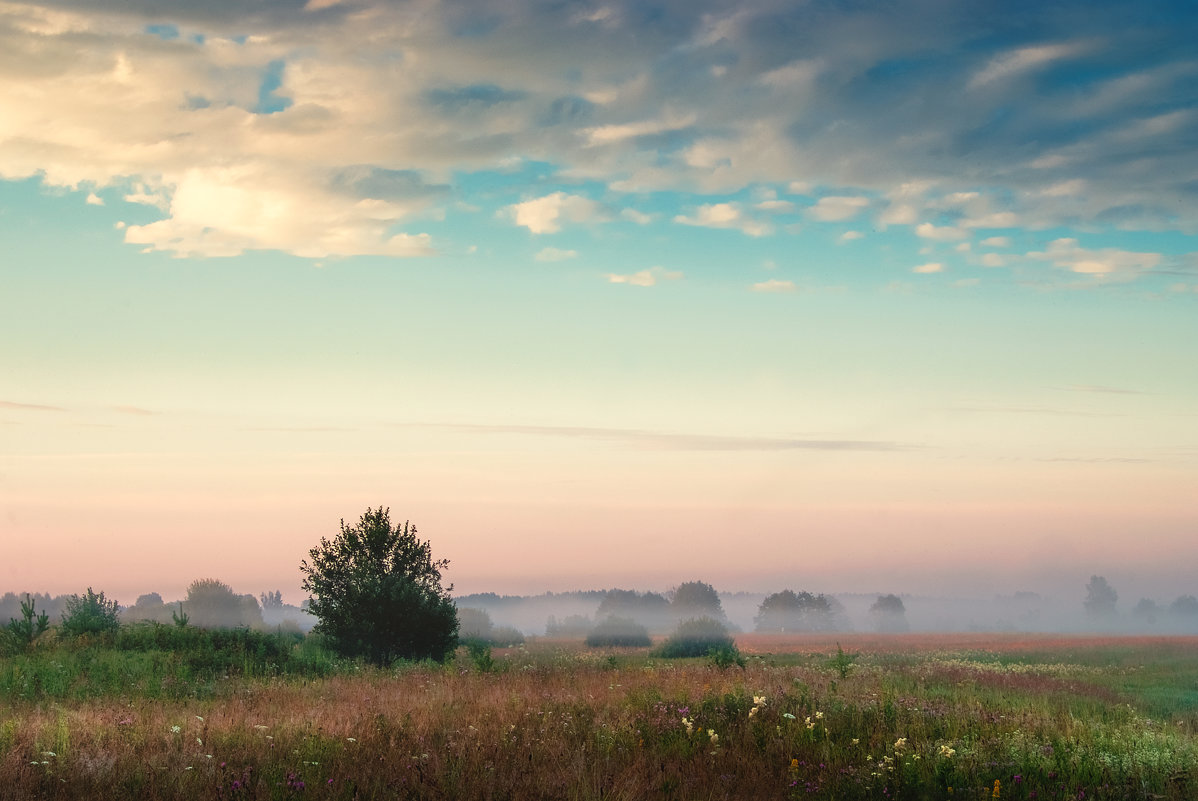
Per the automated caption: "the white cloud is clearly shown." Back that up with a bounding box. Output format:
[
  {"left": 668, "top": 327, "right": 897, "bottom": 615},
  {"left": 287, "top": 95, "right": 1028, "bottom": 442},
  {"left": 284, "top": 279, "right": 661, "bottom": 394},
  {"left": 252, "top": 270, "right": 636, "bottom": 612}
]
[
  {"left": 85, "top": 192, "right": 103, "bottom": 206},
  {"left": 674, "top": 203, "right": 771, "bottom": 236},
  {"left": 808, "top": 196, "right": 870, "bottom": 222},
  {"left": 787, "top": 181, "right": 813, "bottom": 195},
  {"left": 955, "top": 242, "right": 972, "bottom": 252},
  {"left": 507, "top": 193, "right": 605, "bottom": 234},
  {"left": 756, "top": 199, "right": 796, "bottom": 213},
  {"left": 605, "top": 266, "right": 682, "bottom": 287},
  {"left": 535, "top": 247, "right": 578, "bottom": 262},
  {"left": 1027, "top": 238, "right": 1161, "bottom": 277},
  {"left": 912, "top": 262, "right": 943, "bottom": 274},
  {"left": 969, "top": 43, "right": 1083, "bottom": 88},
  {"left": 981, "top": 236, "right": 1011, "bottom": 248},
  {"left": 839, "top": 230, "right": 864, "bottom": 242},
  {"left": 750, "top": 278, "right": 796, "bottom": 293},
  {"left": 981, "top": 253, "right": 1006, "bottom": 267},
  {"left": 915, "top": 222, "right": 968, "bottom": 241},
  {"left": 583, "top": 111, "right": 697, "bottom": 146},
  {"left": 620, "top": 208, "right": 654, "bottom": 225}
]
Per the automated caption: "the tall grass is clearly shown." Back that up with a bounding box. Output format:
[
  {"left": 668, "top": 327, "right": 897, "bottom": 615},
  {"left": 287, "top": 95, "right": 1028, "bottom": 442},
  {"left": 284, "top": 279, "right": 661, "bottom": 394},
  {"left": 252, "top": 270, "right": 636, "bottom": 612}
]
[{"left": 1, "top": 636, "right": 1196, "bottom": 799}]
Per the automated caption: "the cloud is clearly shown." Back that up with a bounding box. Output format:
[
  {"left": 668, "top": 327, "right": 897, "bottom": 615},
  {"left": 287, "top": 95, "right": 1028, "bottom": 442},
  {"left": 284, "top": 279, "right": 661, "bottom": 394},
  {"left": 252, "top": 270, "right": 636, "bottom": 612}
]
[
  {"left": 605, "top": 266, "right": 682, "bottom": 287},
  {"left": 674, "top": 203, "right": 771, "bottom": 236},
  {"left": 1027, "top": 238, "right": 1162, "bottom": 278},
  {"left": 808, "top": 196, "right": 870, "bottom": 222},
  {"left": 620, "top": 208, "right": 654, "bottom": 225},
  {"left": 85, "top": 192, "right": 103, "bottom": 206},
  {"left": 112, "top": 405, "right": 156, "bottom": 416},
  {"left": 411, "top": 422, "right": 905, "bottom": 452},
  {"left": 980, "top": 253, "right": 1006, "bottom": 267},
  {"left": 0, "top": 0, "right": 1195, "bottom": 260},
  {"left": 915, "top": 222, "right": 968, "bottom": 241},
  {"left": 750, "top": 278, "right": 796, "bottom": 293},
  {"left": 1060, "top": 384, "right": 1146, "bottom": 395},
  {"left": 0, "top": 400, "right": 64, "bottom": 411},
  {"left": 912, "top": 262, "right": 943, "bottom": 274},
  {"left": 981, "top": 236, "right": 1011, "bottom": 248},
  {"left": 969, "top": 43, "right": 1084, "bottom": 88},
  {"left": 506, "top": 192, "right": 606, "bottom": 234},
  {"left": 755, "top": 199, "right": 796, "bottom": 213},
  {"left": 534, "top": 246, "right": 578, "bottom": 262}
]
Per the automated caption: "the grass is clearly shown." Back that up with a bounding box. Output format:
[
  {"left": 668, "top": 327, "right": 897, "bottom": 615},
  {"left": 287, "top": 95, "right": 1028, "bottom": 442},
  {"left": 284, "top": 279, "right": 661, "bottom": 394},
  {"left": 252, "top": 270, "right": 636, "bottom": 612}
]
[{"left": 2, "top": 634, "right": 1197, "bottom": 799}]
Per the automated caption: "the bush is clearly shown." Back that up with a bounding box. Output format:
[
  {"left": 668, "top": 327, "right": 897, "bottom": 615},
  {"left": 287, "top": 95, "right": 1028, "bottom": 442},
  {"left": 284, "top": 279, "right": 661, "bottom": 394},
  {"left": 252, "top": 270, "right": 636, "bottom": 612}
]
[
  {"left": 585, "top": 616, "right": 652, "bottom": 648},
  {"left": 487, "top": 625, "right": 525, "bottom": 647},
  {"left": 60, "top": 588, "right": 122, "bottom": 638},
  {"left": 655, "top": 616, "right": 734, "bottom": 658}
]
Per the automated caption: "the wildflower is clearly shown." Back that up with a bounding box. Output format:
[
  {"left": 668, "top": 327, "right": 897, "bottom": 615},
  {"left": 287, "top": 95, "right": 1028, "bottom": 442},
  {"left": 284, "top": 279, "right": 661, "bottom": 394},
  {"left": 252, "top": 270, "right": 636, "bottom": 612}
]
[
  {"left": 171, "top": 726, "right": 181, "bottom": 734},
  {"left": 938, "top": 744, "right": 956, "bottom": 758},
  {"left": 707, "top": 729, "right": 719, "bottom": 744},
  {"left": 851, "top": 738, "right": 860, "bottom": 745},
  {"left": 993, "top": 779, "right": 1001, "bottom": 798},
  {"left": 790, "top": 758, "right": 799, "bottom": 769},
  {"left": 682, "top": 716, "right": 694, "bottom": 735},
  {"left": 197, "top": 738, "right": 203, "bottom": 745},
  {"left": 346, "top": 737, "right": 357, "bottom": 742},
  {"left": 196, "top": 716, "right": 204, "bottom": 722},
  {"left": 894, "top": 737, "right": 907, "bottom": 750},
  {"left": 749, "top": 707, "right": 758, "bottom": 718},
  {"left": 815, "top": 711, "right": 824, "bottom": 719},
  {"left": 753, "top": 695, "right": 767, "bottom": 706},
  {"left": 41, "top": 752, "right": 56, "bottom": 758},
  {"left": 782, "top": 713, "right": 796, "bottom": 720}
]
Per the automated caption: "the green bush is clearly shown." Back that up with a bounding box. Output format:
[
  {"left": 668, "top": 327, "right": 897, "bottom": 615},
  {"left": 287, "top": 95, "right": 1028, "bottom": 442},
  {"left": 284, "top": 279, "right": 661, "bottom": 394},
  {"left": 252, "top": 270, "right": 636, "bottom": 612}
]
[
  {"left": 585, "top": 616, "right": 652, "bottom": 648},
  {"left": 60, "top": 588, "right": 121, "bottom": 639},
  {"left": 655, "top": 616, "right": 734, "bottom": 658}
]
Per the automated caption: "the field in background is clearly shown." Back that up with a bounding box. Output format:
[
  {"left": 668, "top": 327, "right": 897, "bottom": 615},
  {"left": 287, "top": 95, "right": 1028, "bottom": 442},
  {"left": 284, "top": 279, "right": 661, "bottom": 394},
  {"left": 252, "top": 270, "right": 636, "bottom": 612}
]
[{"left": 3, "top": 634, "right": 1198, "bottom": 800}]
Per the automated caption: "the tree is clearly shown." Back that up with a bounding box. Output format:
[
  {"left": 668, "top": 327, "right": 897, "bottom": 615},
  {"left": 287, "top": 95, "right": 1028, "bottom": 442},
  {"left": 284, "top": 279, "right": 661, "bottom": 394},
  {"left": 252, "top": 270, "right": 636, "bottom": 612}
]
[
  {"left": 60, "top": 587, "right": 121, "bottom": 638},
  {"left": 671, "top": 580, "right": 725, "bottom": 622},
  {"left": 300, "top": 507, "right": 458, "bottom": 665},
  {"left": 755, "top": 590, "right": 834, "bottom": 632},
  {"left": 185, "top": 578, "right": 263, "bottom": 629},
  {"left": 1083, "top": 575, "right": 1118, "bottom": 621},
  {"left": 869, "top": 594, "right": 909, "bottom": 633}
]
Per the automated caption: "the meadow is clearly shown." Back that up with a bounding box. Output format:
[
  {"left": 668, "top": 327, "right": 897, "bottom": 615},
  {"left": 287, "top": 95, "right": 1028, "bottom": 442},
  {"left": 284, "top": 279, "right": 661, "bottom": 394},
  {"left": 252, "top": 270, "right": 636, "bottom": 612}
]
[{"left": 2, "top": 631, "right": 1197, "bottom": 800}]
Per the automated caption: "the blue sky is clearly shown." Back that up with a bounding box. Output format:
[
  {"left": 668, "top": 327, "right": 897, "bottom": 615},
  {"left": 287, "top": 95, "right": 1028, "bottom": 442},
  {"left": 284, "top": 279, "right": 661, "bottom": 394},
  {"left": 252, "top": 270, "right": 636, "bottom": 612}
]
[{"left": 2, "top": 0, "right": 1196, "bottom": 604}]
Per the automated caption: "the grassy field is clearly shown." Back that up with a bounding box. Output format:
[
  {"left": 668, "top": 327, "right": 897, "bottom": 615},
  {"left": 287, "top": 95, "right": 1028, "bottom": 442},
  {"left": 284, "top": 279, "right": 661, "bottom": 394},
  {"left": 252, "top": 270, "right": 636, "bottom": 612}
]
[{"left": 3, "top": 633, "right": 1197, "bottom": 800}]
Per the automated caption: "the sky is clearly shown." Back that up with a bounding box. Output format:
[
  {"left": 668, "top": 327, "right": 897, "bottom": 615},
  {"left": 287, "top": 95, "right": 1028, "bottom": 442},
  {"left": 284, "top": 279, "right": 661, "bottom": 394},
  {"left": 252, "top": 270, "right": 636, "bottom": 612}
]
[{"left": 2, "top": 0, "right": 1197, "bottom": 608}]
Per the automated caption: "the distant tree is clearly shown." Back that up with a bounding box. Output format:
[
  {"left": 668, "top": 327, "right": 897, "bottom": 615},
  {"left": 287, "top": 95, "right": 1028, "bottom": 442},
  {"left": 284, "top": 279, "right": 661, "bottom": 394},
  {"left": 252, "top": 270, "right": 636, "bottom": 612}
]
[
  {"left": 1083, "top": 575, "right": 1118, "bottom": 621},
  {"left": 755, "top": 590, "right": 834, "bottom": 632},
  {"left": 1131, "top": 598, "right": 1161, "bottom": 626},
  {"left": 869, "top": 594, "right": 909, "bottom": 633},
  {"left": 135, "top": 592, "right": 164, "bottom": 607},
  {"left": 300, "top": 507, "right": 458, "bottom": 665},
  {"left": 185, "top": 579, "right": 263, "bottom": 629},
  {"left": 60, "top": 587, "right": 121, "bottom": 638},
  {"left": 457, "top": 607, "right": 494, "bottom": 641},
  {"left": 585, "top": 616, "right": 651, "bottom": 648},
  {"left": 260, "top": 590, "right": 284, "bottom": 611},
  {"left": 671, "top": 581, "right": 725, "bottom": 622},
  {"left": 656, "top": 616, "right": 735, "bottom": 658},
  {"left": 596, "top": 589, "right": 672, "bottom": 631},
  {"left": 1169, "top": 595, "right": 1198, "bottom": 631}
]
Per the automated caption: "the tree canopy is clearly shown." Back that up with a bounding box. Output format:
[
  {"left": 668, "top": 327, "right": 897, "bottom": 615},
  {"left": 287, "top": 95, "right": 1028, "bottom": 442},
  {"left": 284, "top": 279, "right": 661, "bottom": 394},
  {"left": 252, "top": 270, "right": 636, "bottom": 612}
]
[{"left": 300, "top": 507, "right": 458, "bottom": 665}]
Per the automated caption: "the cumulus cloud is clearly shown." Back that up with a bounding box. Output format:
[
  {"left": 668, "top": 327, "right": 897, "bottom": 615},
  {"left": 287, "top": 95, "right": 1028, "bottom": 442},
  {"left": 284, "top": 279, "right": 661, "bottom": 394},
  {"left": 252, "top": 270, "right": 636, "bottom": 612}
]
[
  {"left": 535, "top": 247, "right": 578, "bottom": 262},
  {"left": 506, "top": 193, "right": 606, "bottom": 234},
  {"left": 912, "top": 262, "right": 943, "bottom": 274},
  {"left": 839, "top": 230, "right": 864, "bottom": 243},
  {"left": 915, "top": 222, "right": 969, "bottom": 241},
  {"left": 1027, "top": 238, "right": 1162, "bottom": 278},
  {"left": 750, "top": 278, "right": 796, "bottom": 293},
  {"left": 674, "top": 203, "right": 771, "bottom": 236},
  {"left": 605, "top": 266, "right": 682, "bottom": 287},
  {"left": 808, "top": 196, "right": 870, "bottom": 222},
  {"left": 981, "top": 236, "right": 1012, "bottom": 248},
  {"left": 0, "top": 0, "right": 1195, "bottom": 261}
]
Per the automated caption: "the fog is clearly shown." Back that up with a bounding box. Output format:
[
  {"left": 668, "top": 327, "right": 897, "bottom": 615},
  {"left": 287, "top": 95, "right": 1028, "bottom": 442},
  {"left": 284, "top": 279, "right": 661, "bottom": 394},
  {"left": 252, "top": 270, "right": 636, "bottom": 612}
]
[{"left": 6, "top": 574, "right": 1197, "bottom": 639}]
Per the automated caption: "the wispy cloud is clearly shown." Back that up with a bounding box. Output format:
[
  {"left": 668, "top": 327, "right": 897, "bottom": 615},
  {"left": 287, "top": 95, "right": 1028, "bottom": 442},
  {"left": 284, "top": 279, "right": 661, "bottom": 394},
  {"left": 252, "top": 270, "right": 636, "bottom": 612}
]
[
  {"left": 1058, "top": 384, "right": 1147, "bottom": 395},
  {"left": 0, "top": 400, "right": 65, "bottom": 412},
  {"left": 407, "top": 422, "right": 907, "bottom": 452},
  {"left": 534, "top": 247, "right": 578, "bottom": 262},
  {"left": 750, "top": 278, "right": 796, "bottom": 293},
  {"left": 112, "top": 405, "right": 156, "bottom": 416},
  {"left": 674, "top": 203, "right": 771, "bottom": 236}
]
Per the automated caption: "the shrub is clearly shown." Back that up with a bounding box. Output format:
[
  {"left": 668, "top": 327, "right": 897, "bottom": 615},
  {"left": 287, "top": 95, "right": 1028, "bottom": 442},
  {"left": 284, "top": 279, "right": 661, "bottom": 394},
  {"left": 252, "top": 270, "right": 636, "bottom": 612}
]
[
  {"left": 60, "top": 587, "right": 122, "bottom": 638},
  {"left": 487, "top": 625, "right": 525, "bottom": 647},
  {"left": 655, "top": 616, "right": 734, "bottom": 658},
  {"left": 585, "top": 616, "right": 652, "bottom": 648}
]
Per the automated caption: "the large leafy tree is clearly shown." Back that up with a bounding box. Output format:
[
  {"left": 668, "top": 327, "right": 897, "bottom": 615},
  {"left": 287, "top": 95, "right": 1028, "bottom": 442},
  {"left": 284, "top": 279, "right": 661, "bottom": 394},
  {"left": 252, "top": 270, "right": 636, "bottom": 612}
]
[{"left": 300, "top": 507, "right": 458, "bottom": 665}]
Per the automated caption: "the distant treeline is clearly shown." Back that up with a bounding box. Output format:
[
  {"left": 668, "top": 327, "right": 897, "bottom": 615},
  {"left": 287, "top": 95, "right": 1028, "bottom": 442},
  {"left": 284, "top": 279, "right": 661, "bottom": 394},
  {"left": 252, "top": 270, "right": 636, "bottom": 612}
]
[{"left": 1, "top": 579, "right": 315, "bottom": 635}]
